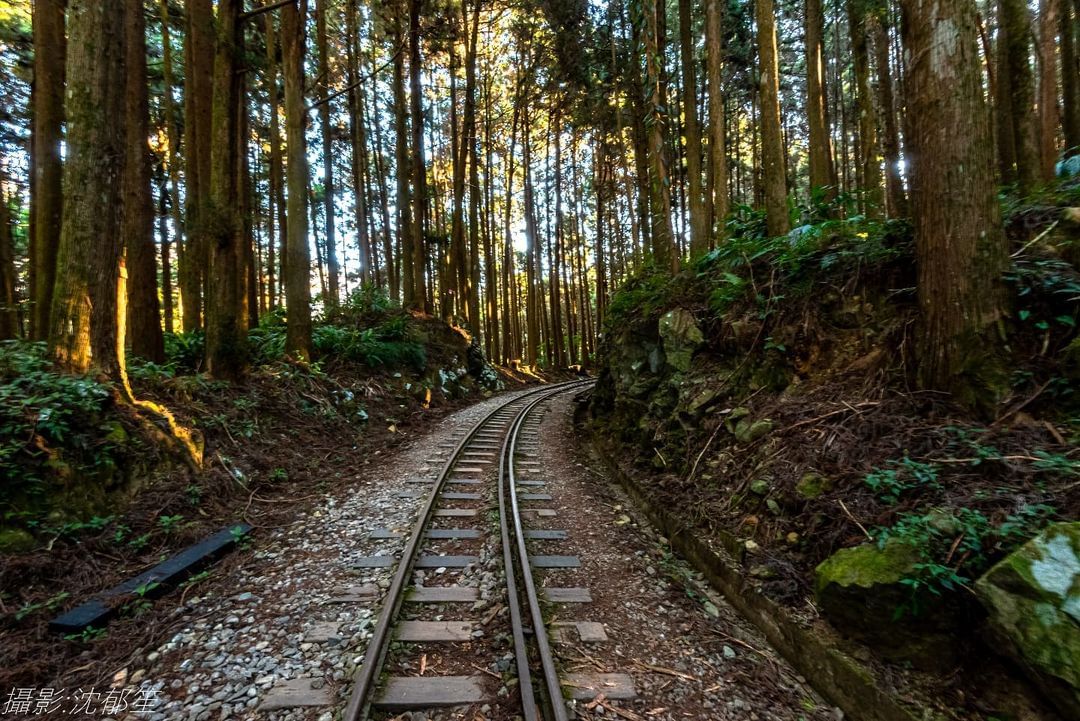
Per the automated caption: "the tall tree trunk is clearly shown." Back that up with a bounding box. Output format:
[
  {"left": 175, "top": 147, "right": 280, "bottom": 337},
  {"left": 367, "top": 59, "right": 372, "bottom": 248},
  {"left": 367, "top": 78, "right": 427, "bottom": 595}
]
[
  {"left": 346, "top": 0, "right": 372, "bottom": 288},
  {"left": 464, "top": 0, "right": 482, "bottom": 332},
  {"left": 998, "top": 0, "right": 1041, "bottom": 193},
  {"left": 704, "top": 0, "right": 728, "bottom": 239},
  {"left": 1062, "top": 0, "right": 1080, "bottom": 156},
  {"left": 900, "top": 0, "right": 1009, "bottom": 392},
  {"left": 265, "top": 12, "right": 284, "bottom": 310},
  {"left": 316, "top": 0, "right": 340, "bottom": 307},
  {"left": 1037, "top": 0, "right": 1060, "bottom": 179},
  {"left": 159, "top": 183, "right": 175, "bottom": 333},
  {"left": 849, "top": 0, "right": 883, "bottom": 214},
  {"left": 0, "top": 190, "right": 17, "bottom": 340},
  {"left": 757, "top": 0, "right": 789, "bottom": 236},
  {"left": 392, "top": 11, "right": 414, "bottom": 306},
  {"left": 205, "top": 0, "right": 246, "bottom": 380},
  {"left": 868, "top": 3, "right": 906, "bottom": 216},
  {"left": 282, "top": 0, "right": 313, "bottom": 360},
  {"left": 125, "top": 0, "right": 164, "bottom": 363},
  {"left": 181, "top": 0, "right": 214, "bottom": 332},
  {"left": 30, "top": 0, "right": 65, "bottom": 341},
  {"left": 642, "top": 0, "right": 676, "bottom": 269},
  {"left": 159, "top": 0, "right": 184, "bottom": 326},
  {"left": 408, "top": 0, "right": 428, "bottom": 312},
  {"left": 679, "top": 0, "right": 707, "bottom": 255},
  {"left": 806, "top": 0, "right": 836, "bottom": 202},
  {"left": 50, "top": 0, "right": 127, "bottom": 381}
]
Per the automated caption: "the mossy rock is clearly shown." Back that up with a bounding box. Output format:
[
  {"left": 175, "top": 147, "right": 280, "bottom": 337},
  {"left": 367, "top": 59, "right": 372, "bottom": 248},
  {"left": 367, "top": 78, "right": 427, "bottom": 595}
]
[
  {"left": 0, "top": 528, "right": 37, "bottom": 553},
  {"left": 795, "top": 472, "right": 832, "bottom": 500},
  {"left": 658, "top": 308, "right": 703, "bottom": 372},
  {"left": 814, "top": 540, "right": 965, "bottom": 669},
  {"left": 974, "top": 522, "right": 1080, "bottom": 718},
  {"left": 733, "top": 418, "right": 773, "bottom": 444}
]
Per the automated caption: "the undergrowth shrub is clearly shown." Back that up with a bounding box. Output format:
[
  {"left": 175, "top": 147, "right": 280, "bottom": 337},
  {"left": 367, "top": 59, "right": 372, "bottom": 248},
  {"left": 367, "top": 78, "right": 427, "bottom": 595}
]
[{"left": 0, "top": 341, "right": 114, "bottom": 507}]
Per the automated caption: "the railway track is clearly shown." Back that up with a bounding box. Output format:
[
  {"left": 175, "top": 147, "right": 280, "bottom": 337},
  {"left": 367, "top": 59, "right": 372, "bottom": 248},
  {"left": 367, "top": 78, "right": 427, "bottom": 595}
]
[{"left": 341, "top": 379, "right": 629, "bottom": 720}]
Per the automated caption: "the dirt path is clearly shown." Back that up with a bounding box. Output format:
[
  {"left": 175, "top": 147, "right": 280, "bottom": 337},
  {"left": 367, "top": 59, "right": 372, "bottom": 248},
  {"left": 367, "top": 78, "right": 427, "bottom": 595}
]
[{"left": 85, "top": 387, "right": 840, "bottom": 721}]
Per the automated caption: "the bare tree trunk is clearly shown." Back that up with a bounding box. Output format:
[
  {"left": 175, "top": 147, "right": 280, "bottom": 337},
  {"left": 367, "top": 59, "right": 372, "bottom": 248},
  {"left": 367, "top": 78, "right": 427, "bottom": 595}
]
[
  {"left": 642, "top": 0, "right": 676, "bottom": 269},
  {"left": 159, "top": 183, "right": 175, "bottom": 333},
  {"left": 901, "top": 0, "right": 1009, "bottom": 392},
  {"left": 868, "top": 3, "right": 906, "bottom": 216},
  {"left": 205, "top": 0, "right": 247, "bottom": 380},
  {"left": 757, "top": 0, "right": 789, "bottom": 236},
  {"left": 806, "top": 0, "right": 836, "bottom": 202},
  {"left": 159, "top": 0, "right": 183, "bottom": 326},
  {"left": 265, "top": 11, "right": 284, "bottom": 310},
  {"left": 125, "top": 0, "right": 164, "bottom": 363},
  {"left": 1062, "top": 0, "right": 1080, "bottom": 155},
  {"left": 392, "top": 11, "right": 414, "bottom": 306},
  {"left": 849, "top": 0, "right": 883, "bottom": 214},
  {"left": 679, "top": 0, "right": 707, "bottom": 255},
  {"left": 704, "top": 0, "right": 728, "bottom": 240},
  {"left": 408, "top": 0, "right": 428, "bottom": 312},
  {"left": 30, "top": 0, "right": 65, "bottom": 341},
  {"left": 282, "top": 0, "right": 313, "bottom": 360},
  {"left": 0, "top": 189, "right": 17, "bottom": 340},
  {"left": 998, "top": 0, "right": 1041, "bottom": 193},
  {"left": 50, "top": 0, "right": 127, "bottom": 382},
  {"left": 1037, "top": 0, "right": 1061, "bottom": 179},
  {"left": 316, "top": 0, "right": 340, "bottom": 307},
  {"left": 181, "top": 0, "right": 214, "bottom": 332},
  {"left": 346, "top": 0, "right": 372, "bottom": 288},
  {"left": 464, "top": 0, "right": 482, "bottom": 332}
]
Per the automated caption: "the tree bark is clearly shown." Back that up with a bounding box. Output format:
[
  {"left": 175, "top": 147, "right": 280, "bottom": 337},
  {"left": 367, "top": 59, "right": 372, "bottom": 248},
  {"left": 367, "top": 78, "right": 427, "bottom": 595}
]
[
  {"left": 408, "top": 0, "right": 429, "bottom": 312},
  {"left": 679, "top": 0, "right": 707, "bottom": 255},
  {"left": 1062, "top": 0, "right": 1080, "bottom": 156},
  {"left": 159, "top": 0, "right": 183, "bottom": 328},
  {"left": 642, "top": 0, "right": 676, "bottom": 269},
  {"left": 181, "top": 0, "right": 214, "bottom": 332},
  {"left": 806, "top": 0, "right": 836, "bottom": 202},
  {"left": 282, "top": 0, "right": 313, "bottom": 359},
  {"left": 900, "top": 0, "right": 1009, "bottom": 392},
  {"left": 316, "top": 0, "right": 340, "bottom": 307},
  {"left": 849, "top": 0, "right": 883, "bottom": 214},
  {"left": 30, "top": 0, "right": 65, "bottom": 341},
  {"left": 756, "top": 0, "right": 789, "bottom": 236},
  {"left": 265, "top": 11, "right": 284, "bottom": 309},
  {"left": 1037, "top": 0, "right": 1060, "bottom": 179},
  {"left": 204, "top": 0, "right": 247, "bottom": 380},
  {"left": 704, "top": 0, "right": 728, "bottom": 239},
  {"left": 0, "top": 190, "right": 17, "bottom": 340},
  {"left": 868, "top": 3, "right": 906, "bottom": 216},
  {"left": 125, "top": 0, "right": 165, "bottom": 363},
  {"left": 50, "top": 0, "right": 128, "bottom": 382},
  {"left": 998, "top": 0, "right": 1041, "bottom": 193}
]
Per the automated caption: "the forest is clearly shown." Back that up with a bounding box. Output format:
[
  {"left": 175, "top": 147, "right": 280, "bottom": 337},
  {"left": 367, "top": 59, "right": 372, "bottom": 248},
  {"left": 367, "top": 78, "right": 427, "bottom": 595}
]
[{"left": 0, "top": 0, "right": 1078, "bottom": 718}]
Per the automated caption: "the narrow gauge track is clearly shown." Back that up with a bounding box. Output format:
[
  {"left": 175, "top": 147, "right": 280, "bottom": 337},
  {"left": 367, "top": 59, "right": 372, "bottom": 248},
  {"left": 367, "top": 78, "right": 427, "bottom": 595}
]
[{"left": 343, "top": 380, "right": 595, "bottom": 721}]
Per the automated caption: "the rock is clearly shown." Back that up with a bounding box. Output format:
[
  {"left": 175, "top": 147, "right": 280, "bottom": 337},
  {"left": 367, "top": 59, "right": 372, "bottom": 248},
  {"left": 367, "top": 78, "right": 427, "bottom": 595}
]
[
  {"left": 658, "top": 308, "right": 704, "bottom": 372},
  {"left": 734, "top": 418, "right": 773, "bottom": 444},
  {"left": 814, "top": 540, "right": 962, "bottom": 668},
  {"left": 975, "top": 522, "right": 1080, "bottom": 718},
  {"left": 0, "top": 528, "right": 36, "bottom": 553},
  {"left": 795, "top": 472, "right": 832, "bottom": 500}
]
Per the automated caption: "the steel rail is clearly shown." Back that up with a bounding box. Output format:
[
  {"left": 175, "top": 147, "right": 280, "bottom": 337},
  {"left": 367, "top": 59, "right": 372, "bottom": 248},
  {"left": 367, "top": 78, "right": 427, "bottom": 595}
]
[
  {"left": 504, "top": 381, "right": 594, "bottom": 721},
  {"left": 341, "top": 380, "right": 586, "bottom": 721}
]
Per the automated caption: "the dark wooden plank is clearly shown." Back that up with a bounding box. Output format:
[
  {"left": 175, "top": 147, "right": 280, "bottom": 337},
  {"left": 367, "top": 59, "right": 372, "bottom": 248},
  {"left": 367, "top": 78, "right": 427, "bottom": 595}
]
[
  {"left": 441, "top": 492, "right": 482, "bottom": 500},
  {"left": 407, "top": 586, "right": 480, "bottom": 603},
  {"left": 396, "top": 620, "right": 472, "bottom": 641},
  {"left": 49, "top": 523, "right": 251, "bottom": 634},
  {"left": 543, "top": 587, "right": 592, "bottom": 603},
  {"left": 524, "top": 529, "right": 567, "bottom": 540},
  {"left": 519, "top": 493, "right": 553, "bottom": 501},
  {"left": 562, "top": 673, "right": 636, "bottom": 700},
  {"left": 447, "top": 478, "right": 482, "bottom": 485},
  {"left": 415, "top": 555, "right": 479, "bottom": 568},
  {"left": 374, "top": 676, "right": 488, "bottom": 710},
  {"left": 426, "top": 528, "right": 481, "bottom": 539},
  {"left": 434, "top": 508, "right": 477, "bottom": 517},
  {"left": 529, "top": 555, "right": 580, "bottom": 568}
]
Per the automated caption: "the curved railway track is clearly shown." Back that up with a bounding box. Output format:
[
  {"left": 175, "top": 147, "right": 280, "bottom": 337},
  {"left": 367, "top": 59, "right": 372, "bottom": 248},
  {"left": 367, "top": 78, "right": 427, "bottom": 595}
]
[{"left": 342, "top": 379, "right": 598, "bottom": 720}]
